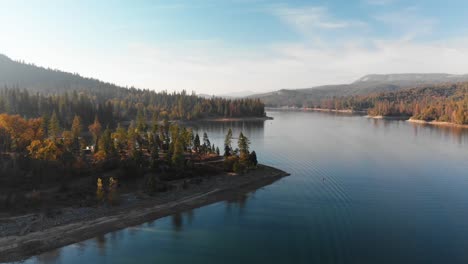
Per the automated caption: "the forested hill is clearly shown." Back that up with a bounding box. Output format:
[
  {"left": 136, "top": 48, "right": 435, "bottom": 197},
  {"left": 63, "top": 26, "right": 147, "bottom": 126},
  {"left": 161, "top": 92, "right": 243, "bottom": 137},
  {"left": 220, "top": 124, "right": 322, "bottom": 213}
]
[
  {"left": 0, "top": 54, "right": 265, "bottom": 127},
  {"left": 248, "top": 73, "right": 468, "bottom": 107},
  {"left": 0, "top": 54, "right": 131, "bottom": 97},
  {"left": 319, "top": 82, "right": 468, "bottom": 125}
]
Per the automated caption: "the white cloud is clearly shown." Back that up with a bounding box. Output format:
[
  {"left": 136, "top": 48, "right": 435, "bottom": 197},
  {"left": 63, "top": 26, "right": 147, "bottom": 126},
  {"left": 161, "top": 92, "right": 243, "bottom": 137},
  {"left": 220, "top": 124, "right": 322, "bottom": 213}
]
[
  {"left": 374, "top": 7, "right": 438, "bottom": 39},
  {"left": 364, "top": 0, "right": 395, "bottom": 6},
  {"left": 270, "top": 5, "right": 367, "bottom": 38}
]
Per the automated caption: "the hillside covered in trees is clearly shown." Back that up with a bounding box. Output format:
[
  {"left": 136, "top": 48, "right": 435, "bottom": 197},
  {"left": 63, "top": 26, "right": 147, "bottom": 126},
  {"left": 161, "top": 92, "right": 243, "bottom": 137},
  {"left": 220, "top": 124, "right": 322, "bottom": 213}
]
[
  {"left": 249, "top": 73, "right": 468, "bottom": 107},
  {"left": 0, "top": 54, "right": 265, "bottom": 127},
  {"left": 317, "top": 82, "right": 468, "bottom": 125}
]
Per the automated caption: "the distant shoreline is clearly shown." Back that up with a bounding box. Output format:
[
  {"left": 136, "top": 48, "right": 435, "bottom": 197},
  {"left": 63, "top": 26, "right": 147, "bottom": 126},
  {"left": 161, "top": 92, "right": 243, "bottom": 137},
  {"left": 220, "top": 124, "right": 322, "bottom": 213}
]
[
  {"left": 407, "top": 118, "right": 468, "bottom": 128},
  {"left": 0, "top": 165, "right": 289, "bottom": 263},
  {"left": 266, "top": 107, "right": 366, "bottom": 114},
  {"left": 182, "top": 116, "right": 273, "bottom": 123},
  {"left": 367, "top": 115, "right": 468, "bottom": 128},
  {"left": 267, "top": 107, "right": 468, "bottom": 128},
  {"left": 366, "top": 115, "right": 410, "bottom": 120},
  {"left": 303, "top": 108, "right": 367, "bottom": 114}
]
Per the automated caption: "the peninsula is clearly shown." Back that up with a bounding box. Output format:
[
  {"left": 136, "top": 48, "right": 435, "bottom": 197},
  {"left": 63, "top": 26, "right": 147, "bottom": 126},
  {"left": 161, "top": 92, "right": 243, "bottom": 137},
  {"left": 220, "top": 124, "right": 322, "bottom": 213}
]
[{"left": 0, "top": 120, "right": 289, "bottom": 262}]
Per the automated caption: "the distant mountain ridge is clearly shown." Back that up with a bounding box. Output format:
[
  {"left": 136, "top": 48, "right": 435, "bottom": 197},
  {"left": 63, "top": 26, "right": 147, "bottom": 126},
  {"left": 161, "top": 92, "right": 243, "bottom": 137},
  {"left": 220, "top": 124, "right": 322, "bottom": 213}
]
[
  {"left": 198, "top": 91, "right": 257, "bottom": 99},
  {"left": 353, "top": 73, "right": 468, "bottom": 85},
  {"left": 0, "top": 54, "right": 266, "bottom": 124},
  {"left": 217, "top": 90, "right": 257, "bottom": 98},
  {"left": 0, "top": 54, "right": 136, "bottom": 98},
  {"left": 2, "top": 53, "right": 467, "bottom": 108},
  {"left": 248, "top": 73, "right": 468, "bottom": 107}
]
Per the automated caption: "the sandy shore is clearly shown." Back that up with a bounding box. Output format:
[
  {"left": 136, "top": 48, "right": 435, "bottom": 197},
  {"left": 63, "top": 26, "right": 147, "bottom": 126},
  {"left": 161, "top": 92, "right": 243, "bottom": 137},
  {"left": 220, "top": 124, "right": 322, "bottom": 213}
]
[
  {"left": 193, "top": 116, "right": 273, "bottom": 122},
  {"left": 303, "top": 108, "right": 367, "bottom": 114},
  {"left": 266, "top": 107, "right": 366, "bottom": 114},
  {"left": 366, "top": 115, "right": 410, "bottom": 120},
  {"left": 407, "top": 118, "right": 468, "bottom": 128},
  {"left": 0, "top": 165, "right": 289, "bottom": 263}
]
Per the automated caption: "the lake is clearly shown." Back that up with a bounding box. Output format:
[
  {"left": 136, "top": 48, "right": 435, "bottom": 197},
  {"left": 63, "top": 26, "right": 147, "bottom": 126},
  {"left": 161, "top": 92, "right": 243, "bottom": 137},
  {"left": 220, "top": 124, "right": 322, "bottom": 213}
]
[{"left": 20, "top": 110, "right": 468, "bottom": 264}]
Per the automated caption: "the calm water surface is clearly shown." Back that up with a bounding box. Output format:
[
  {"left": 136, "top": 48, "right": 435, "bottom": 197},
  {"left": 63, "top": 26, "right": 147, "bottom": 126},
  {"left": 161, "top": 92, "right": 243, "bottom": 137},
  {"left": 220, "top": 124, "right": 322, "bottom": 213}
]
[{"left": 20, "top": 110, "right": 468, "bottom": 264}]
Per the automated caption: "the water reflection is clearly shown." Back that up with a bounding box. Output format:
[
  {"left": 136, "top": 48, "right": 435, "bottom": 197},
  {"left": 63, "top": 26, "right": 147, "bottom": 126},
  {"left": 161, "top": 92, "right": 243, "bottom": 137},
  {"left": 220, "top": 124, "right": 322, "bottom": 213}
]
[
  {"left": 188, "top": 120, "right": 265, "bottom": 144},
  {"left": 185, "top": 209, "right": 194, "bottom": 225},
  {"left": 34, "top": 249, "right": 61, "bottom": 264},
  {"left": 95, "top": 234, "right": 107, "bottom": 256},
  {"left": 225, "top": 192, "right": 250, "bottom": 215},
  {"left": 368, "top": 117, "right": 468, "bottom": 146},
  {"left": 409, "top": 122, "right": 467, "bottom": 145},
  {"left": 412, "top": 123, "right": 419, "bottom": 137},
  {"left": 171, "top": 213, "right": 183, "bottom": 232},
  {"left": 225, "top": 193, "right": 249, "bottom": 209}
]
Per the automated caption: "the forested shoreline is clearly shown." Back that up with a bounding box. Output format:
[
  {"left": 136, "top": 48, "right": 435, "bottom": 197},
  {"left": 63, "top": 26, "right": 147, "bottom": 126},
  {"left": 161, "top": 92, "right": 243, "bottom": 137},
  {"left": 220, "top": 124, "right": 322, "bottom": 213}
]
[
  {"left": 0, "top": 107, "right": 261, "bottom": 211},
  {"left": 0, "top": 87, "right": 265, "bottom": 128},
  {"left": 315, "top": 82, "right": 468, "bottom": 125}
]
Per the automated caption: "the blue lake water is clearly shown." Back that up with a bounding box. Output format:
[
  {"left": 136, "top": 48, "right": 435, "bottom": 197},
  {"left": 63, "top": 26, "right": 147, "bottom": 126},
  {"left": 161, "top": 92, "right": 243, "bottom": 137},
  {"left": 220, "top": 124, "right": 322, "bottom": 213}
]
[{"left": 19, "top": 110, "right": 468, "bottom": 263}]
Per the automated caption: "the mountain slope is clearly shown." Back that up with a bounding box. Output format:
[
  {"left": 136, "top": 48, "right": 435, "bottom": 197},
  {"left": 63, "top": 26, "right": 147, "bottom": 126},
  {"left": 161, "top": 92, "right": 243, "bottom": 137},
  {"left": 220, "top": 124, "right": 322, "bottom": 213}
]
[
  {"left": 248, "top": 73, "right": 468, "bottom": 107},
  {"left": 0, "top": 54, "right": 266, "bottom": 124},
  {"left": 0, "top": 54, "right": 129, "bottom": 97}
]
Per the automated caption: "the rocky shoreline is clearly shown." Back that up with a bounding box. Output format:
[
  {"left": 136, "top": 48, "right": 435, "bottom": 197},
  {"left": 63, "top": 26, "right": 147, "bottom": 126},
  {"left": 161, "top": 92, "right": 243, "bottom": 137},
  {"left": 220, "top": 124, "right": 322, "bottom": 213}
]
[
  {"left": 407, "top": 118, "right": 468, "bottom": 128},
  {"left": 0, "top": 165, "right": 289, "bottom": 263}
]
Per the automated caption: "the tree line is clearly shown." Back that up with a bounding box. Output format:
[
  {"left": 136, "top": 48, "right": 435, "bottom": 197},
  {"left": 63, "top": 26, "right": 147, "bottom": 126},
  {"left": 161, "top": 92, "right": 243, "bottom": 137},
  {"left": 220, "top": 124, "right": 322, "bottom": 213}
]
[
  {"left": 0, "top": 87, "right": 265, "bottom": 129},
  {"left": 317, "top": 82, "right": 468, "bottom": 124}
]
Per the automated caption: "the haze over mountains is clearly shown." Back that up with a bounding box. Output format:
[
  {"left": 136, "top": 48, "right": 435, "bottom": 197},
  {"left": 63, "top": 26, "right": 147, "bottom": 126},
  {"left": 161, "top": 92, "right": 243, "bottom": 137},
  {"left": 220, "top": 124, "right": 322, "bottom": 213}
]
[
  {"left": 248, "top": 73, "right": 468, "bottom": 107},
  {"left": 197, "top": 91, "right": 257, "bottom": 99},
  {"left": 1, "top": 53, "right": 468, "bottom": 108},
  {"left": 0, "top": 54, "right": 134, "bottom": 98}
]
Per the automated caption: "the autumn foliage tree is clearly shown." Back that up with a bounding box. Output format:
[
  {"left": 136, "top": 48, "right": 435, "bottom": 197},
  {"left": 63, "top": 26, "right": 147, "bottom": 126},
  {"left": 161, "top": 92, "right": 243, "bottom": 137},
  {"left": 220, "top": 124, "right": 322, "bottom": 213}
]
[{"left": 88, "top": 116, "right": 102, "bottom": 147}]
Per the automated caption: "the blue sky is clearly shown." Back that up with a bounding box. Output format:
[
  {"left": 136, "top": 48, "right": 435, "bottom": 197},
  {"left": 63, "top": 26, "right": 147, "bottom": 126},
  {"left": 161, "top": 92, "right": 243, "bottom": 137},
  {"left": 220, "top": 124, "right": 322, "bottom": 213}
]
[{"left": 1, "top": 0, "right": 468, "bottom": 94}]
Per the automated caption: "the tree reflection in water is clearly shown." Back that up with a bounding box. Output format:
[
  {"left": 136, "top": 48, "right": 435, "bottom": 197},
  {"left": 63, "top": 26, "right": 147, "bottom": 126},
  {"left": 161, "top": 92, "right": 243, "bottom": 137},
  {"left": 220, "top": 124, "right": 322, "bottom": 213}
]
[
  {"left": 171, "top": 212, "right": 183, "bottom": 232},
  {"left": 35, "top": 248, "right": 61, "bottom": 264}
]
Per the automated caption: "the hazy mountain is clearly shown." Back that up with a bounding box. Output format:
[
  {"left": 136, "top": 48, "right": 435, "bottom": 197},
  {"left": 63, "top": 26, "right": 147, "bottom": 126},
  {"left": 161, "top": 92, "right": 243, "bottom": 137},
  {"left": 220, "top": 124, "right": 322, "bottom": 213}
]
[
  {"left": 0, "top": 54, "right": 137, "bottom": 98},
  {"left": 248, "top": 73, "right": 468, "bottom": 107},
  {"left": 216, "top": 90, "right": 257, "bottom": 98},
  {"left": 0, "top": 54, "right": 262, "bottom": 100}
]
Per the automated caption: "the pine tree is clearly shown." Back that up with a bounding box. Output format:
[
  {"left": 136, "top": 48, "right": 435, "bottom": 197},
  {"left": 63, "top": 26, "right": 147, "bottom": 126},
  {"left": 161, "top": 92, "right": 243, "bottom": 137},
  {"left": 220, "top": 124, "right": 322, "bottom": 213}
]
[
  {"left": 136, "top": 108, "right": 147, "bottom": 132},
  {"left": 185, "top": 128, "right": 194, "bottom": 151},
  {"left": 99, "top": 126, "right": 115, "bottom": 157},
  {"left": 151, "top": 111, "right": 159, "bottom": 134},
  {"left": 112, "top": 123, "right": 127, "bottom": 157},
  {"left": 48, "top": 111, "right": 61, "bottom": 139},
  {"left": 238, "top": 132, "right": 250, "bottom": 163},
  {"left": 127, "top": 121, "right": 136, "bottom": 153},
  {"left": 71, "top": 115, "right": 82, "bottom": 139},
  {"left": 202, "top": 132, "right": 210, "bottom": 154},
  {"left": 249, "top": 151, "right": 258, "bottom": 167},
  {"left": 149, "top": 133, "right": 160, "bottom": 169},
  {"left": 193, "top": 134, "right": 200, "bottom": 153},
  {"left": 224, "top": 128, "right": 232, "bottom": 148},
  {"left": 172, "top": 138, "right": 185, "bottom": 169},
  {"left": 88, "top": 116, "right": 102, "bottom": 146},
  {"left": 224, "top": 128, "right": 233, "bottom": 156}
]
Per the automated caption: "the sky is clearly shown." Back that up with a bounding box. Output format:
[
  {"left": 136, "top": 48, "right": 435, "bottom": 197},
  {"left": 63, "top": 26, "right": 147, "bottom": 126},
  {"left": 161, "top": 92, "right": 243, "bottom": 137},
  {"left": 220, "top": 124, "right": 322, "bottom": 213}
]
[{"left": 1, "top": 0, "right": 468, "bottom": 95}]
